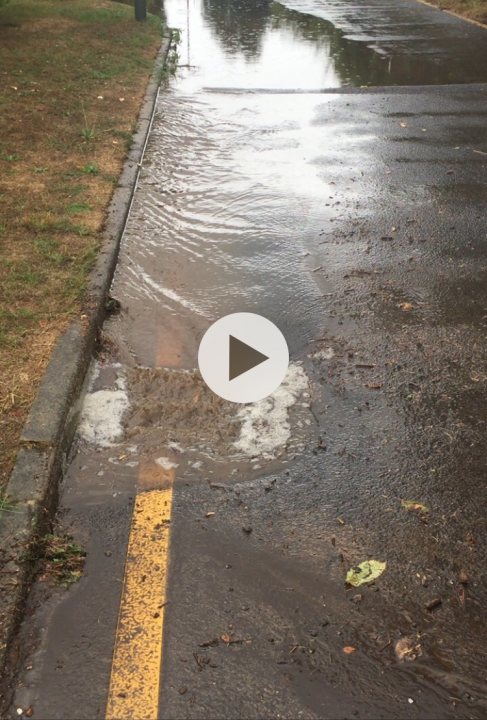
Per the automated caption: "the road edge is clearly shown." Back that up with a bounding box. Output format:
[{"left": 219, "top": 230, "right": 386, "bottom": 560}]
[
  {"left": 414, "top": 0, "right": 487, "bottom": 29},
  {"left": 0, "top": 32, "right": 172, "bottom": 692}
]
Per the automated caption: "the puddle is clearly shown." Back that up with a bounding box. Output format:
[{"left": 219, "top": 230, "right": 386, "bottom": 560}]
[
  {"left": 171, "top": 0, "right": 487, "bottom": 91},
  {"left": 110, "top": 0, "right": 487, "bottom": 370}
]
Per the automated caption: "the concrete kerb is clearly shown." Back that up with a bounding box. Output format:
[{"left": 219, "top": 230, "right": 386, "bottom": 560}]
[{"left": 0, "top": 32, "right": 173, "bottom": 690}]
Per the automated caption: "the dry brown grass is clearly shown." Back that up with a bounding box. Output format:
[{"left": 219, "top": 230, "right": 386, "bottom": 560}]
[
  {"left": 427, "top": 0, "right": 487, "bottom": 24},
  {"left": 0, "top": 0, "right": 163, "bottom": 489}
]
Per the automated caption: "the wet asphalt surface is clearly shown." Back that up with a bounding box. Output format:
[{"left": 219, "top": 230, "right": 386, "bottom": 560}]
[{"left": 4, "top": 0, "right": 487, "bottom": 718}]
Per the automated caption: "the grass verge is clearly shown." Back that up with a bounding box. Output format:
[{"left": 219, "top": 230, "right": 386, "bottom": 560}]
[
  {"left": 0, "top": 0, "right": 164, "bottom": 490},
  {"left": 424, "top": 0, "right": 487, "bottom": 25}
]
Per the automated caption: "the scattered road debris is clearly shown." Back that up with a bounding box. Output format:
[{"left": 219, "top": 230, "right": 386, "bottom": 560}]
[
  {"left": 425, "top": 597, "right": 442, "bottom": 612},
  {"left": 401, "top": 499, "right": 429, "bottom": 514},
  {"left": 346, "top": 560, "right": 386, "bottom": 587},
  {"left": 395, "top": 637, "right": 422, "bottom": 661},
  {"left": 40, "top": 534, "right": 86, "bottom": 587}
]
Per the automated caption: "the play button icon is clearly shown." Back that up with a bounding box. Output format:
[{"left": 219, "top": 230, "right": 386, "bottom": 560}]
[
  {"left": 198, "top": 313, "right": 289, "bottom": 403},
  {"left": 229, "top": 335, "right": 269, "bottom": 381}
]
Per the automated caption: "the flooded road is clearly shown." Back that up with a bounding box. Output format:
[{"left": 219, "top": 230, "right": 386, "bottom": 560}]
[{"left": 6, "top": 0, "right": 487, "bottom": 718}]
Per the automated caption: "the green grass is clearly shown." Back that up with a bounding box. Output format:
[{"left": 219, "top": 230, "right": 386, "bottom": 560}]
[
  {"left": 0, "top": 0, "right": 164, "bottom": 489},
  {"left": 81, "top": 163, "right": 99, "bottom": 175},
  {"left": 35, "top": 237, "right": 69, "bottom": 265},
  {"left": 26, "top": 218, "right": 92, "bottom": 236},
  {"left": 66, "top": 202, "right": 91, "bottom": 215},
  {"left": 0, "top": 493, "right": 21, "bottom": 513}
]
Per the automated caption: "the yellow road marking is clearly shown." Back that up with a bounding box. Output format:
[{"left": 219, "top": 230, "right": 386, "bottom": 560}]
[{"left": 106, "top": 463, "right": 175, "bottom": 720}]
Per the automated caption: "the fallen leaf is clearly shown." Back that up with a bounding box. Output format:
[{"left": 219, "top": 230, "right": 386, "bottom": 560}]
[
  {"left": 205, "top": 511, "right": 215, "bottom": 518},
  {"left": 395, "top": 637, "right": 421, "bottom": 661},
  {"left": 399, "top": 122, "right": 407, "bottom": 128},
  {"left": 425, "top": 597, "right": 442, "bottom": 611},
  {"left": 398, "top": 302, "right": 413, "bottom": 311},
  {"left": 221, "top": 633, "right": 231, "bottom": 644},
  {"left": 346, "top": 560, "right": 386, "bottom": 587},
  {"left": 401, "top": 499, "right": 429, "bottom": 514},
  {"left": 343, "top": 645, "right": 357, "bottom": 654}
]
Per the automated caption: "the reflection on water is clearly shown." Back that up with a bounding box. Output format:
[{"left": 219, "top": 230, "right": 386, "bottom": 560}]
[
  {"left": 202, "top": 0, "right": 272, "bottom": 59},
  {"left": 112, "top": 0, "right": 487, "bottom": 367},
  {"left": 180, "top": 0, "right": 487, "bottom": 88}
]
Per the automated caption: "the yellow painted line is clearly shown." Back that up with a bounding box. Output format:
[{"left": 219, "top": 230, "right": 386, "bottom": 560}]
[{"left": 106, "top": 463, "right": 175, "bottom": 720}]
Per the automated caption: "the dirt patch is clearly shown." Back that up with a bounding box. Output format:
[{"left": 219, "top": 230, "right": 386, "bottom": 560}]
[
  {"left": 0, "top": 0, "right": 164, "bottom": 490},
  {"left": 125, "top": 367, "right": 242, "bottom": 459}
]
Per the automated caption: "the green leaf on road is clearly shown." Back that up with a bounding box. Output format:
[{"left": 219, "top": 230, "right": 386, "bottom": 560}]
[{"left": 346, "top": 560, "right": 386, "bottom": 587}]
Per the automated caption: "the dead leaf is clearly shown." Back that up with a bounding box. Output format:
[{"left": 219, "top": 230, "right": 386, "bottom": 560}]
[
  {"left": 399, "top": 122, "right": 407, "bottom": 128},
  {"left": 425, "top": 597, "right": 442, "bottom": 612},
  {"left": 395, "top": 637, "right": 421, "bottom": 661},
  {"left": 401, "top": 499, "right": 429, "bottom": 514},
  {"left": 343, "top": 645, "right": 357, "bottom": 654},
  {"left": 398, "top": 302, "right": 413, "bottom": 311},
  {"left": 346, "top": 560, "right": 386, "bottom": 587}
]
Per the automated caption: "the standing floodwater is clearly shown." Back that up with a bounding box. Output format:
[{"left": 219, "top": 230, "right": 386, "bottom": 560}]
[{"left": 7, "top": 0, "right": 487, "bottom": 718}]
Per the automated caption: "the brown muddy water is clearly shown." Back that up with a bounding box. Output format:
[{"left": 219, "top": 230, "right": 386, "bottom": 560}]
[{"left": 6, "top": 0, "right": 487, "bottom": 718}]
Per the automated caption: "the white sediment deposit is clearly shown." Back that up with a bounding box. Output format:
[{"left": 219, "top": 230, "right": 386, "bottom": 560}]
[
  {"left": 78, "top": 368, "right": 129, "bottom": 447},
  {"left": 234, "top": 362, "right": 309, "bottom": 458}
]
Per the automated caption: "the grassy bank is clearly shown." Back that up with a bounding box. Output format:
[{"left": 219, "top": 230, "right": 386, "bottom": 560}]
[
  {"left": 0, "top": 0, "right": 163, "bottom": 490},
  {"left": 427, "top": 0, "right": 487, "bottom": 25}
]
